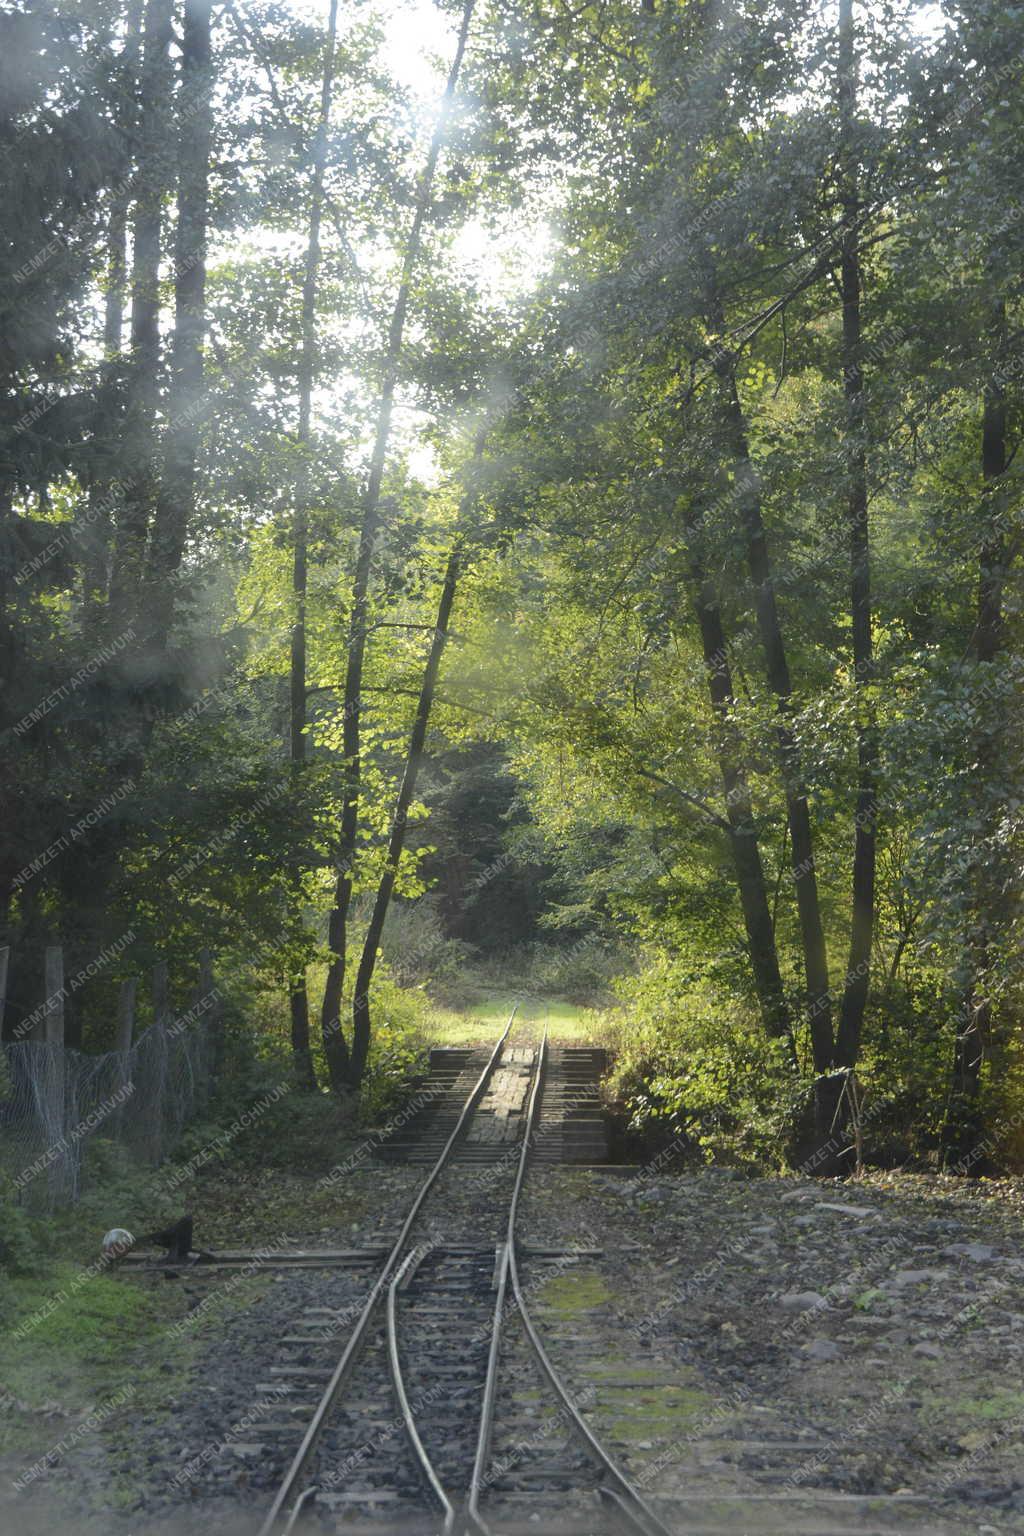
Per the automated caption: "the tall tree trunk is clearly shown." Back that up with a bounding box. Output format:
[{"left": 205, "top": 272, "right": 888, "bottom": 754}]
[
  {"left": 834, "top": 0, "right": 876, "bottom": 1078},
  {"left": 710, "top": 351, "right": 834, "bottom": 1078},
  {"left": 287, "top": 0, "right": 339, "bottom": 1091},
  {"left": 145, "top": 0, "right": 215, "bottom": 652},
  {"left": 102, "top": 0, "right": 146, "bottom": 364},
  {"left": 942, "top": 302, "right": 1009, "bottom": 1168},
  {"left": 109, "top": 0, "right": 174, "bottom": 627},
  {"left": 83, "top": 0, "right": 145, "bottom": 633},
  {"left": 680, "top": 502, "right": 792, "bottom": 1046},
  {"left": 349, "top": 547, "right": 461, "bottom": 1083},
  {"left": 320, "top": 0, "right": 476, "bottom": 1092},
  {"left": 64, "top": 0, "right": 172, "bottom": 948},
  {"left": 0, "top": 477, "right": 14, "bottom": 742}
]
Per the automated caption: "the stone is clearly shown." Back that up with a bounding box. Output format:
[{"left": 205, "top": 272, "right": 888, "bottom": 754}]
[
  {"left": 779, "top": 1291, "right": 827, "bottom": 1311},
  {"left": 802, "top": 1338, "right": 842, "bottom": 1361},
  {"left": 913, "top": 1342, "right": 942, "bottom": 1358},
  {"left": 942, "top": 1242, "right": 998, "bottom": 1262},
  {"left": 890, "top": 1268, "right": 949, "bottom": 1286},
  {"left": 814, "top": 1202, "right": 878, "bottom": 1218}
]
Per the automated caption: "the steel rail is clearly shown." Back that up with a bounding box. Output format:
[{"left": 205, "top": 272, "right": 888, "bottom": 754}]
[
  {"left": 256, "top": 1003, "right": 519, "bottom": 1536},
  {"left": 468, "top": 1028, "right": 674, "bottom": 1536},
  {"left": 464, "top": 1030, "right": 541, "bottom": 1533},
  {"left": 464, "top": 1234, "right": 511, "bottom": 1534},
  {"left": 387, "top": 1246, "right": 457, "bottom": 1531},
  {"left": 389, "top": 1037, "right": 547, "bottom": 1531}
]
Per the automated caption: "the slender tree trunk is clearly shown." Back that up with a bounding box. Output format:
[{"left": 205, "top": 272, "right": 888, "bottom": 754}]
[
  {"left": 834, "top": 0, "right": 876, "bottom": 1076},
  {"left": 349, "top": 548, "right": 461, "bottom": 1083},
  {"left": 703, "top": 273, "right": 840, "bottom": 1155},
  {"left": 285, "top": 0, "right": 339, "bottom": 1091},
  {"left": 145, "top": 0, "right": 215, "bottom": 651},
  {"left": 82, "top": 0, "right": 145, "bottom": 633},
  {"left": 320, "top": 0, "right": 476, "bottom": 1091},
  {"left": 680, "top": 504, "right": 792, "bottom": 1046},
  {"left": 710, "top": 354, "right": 834, "bottom": 1075},
  {"left": 102, "top": 0, "right": 147, "bottom": 362},
  {"left": 942, "top": 302, "right": 1008, "bottom": 1168},
  {"left": 0, "top": 478, "right": 13, "bottom": 741},
  {"left": 109, "top": 0, "right": 174, "bottom": 626},
  {"left": 102, "top": 186, "right": 130, "bottom": 363},
  {"left": 65, "top": 0, "right": 171, "bottom": 944}
]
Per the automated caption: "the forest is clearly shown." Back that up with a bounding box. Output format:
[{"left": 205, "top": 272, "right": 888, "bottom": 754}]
[{"left": 2, "top": 0, "right": 1023, "bottom": 1192}]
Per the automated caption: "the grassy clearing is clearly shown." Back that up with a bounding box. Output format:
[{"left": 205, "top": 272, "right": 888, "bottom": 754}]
[{"left": 427, "top": 988, "right": 604, "bottom": 1045}]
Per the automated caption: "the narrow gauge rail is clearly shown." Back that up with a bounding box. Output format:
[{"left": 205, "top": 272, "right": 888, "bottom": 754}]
[{"left": 257, "top": 1008, "right": 672, "bottom": 1536}]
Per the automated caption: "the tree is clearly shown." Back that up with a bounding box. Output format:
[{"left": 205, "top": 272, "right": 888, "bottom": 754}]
[
  {"left": 283, "top": 0, "right": 340, "bottom": 1091},
  {"left": 319, "top": 0, "right": 476, "bottom": 1092}
]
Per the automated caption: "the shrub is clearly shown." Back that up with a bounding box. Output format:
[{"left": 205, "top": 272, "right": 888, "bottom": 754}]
[
  {"left": 606, "top": 955, "right": 798, "bottom": 1168},
  {"left": 0, "top": 1174, "right": 43, "bottom": 1275},
  {"left": 358, "top": 970, "right": 431, "bottom": 1121},
  {"left": 381, "top": 898, "right": 470, "bottom": 989}
]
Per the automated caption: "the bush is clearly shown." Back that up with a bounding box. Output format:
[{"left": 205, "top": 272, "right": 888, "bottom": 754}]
[
  {"left": 527, "top": 938, "right": 628, "bottom": 1004},
  {"left": 605, "top": 955, "right": 799, "bottom": 1168},
  {"left": 469, "top": 938, "right": 630, "bottom": 1007},
  {"left": 847, "top": 975, "right": 955, "bottom": 1166},
  {"left": 381, "top": 898, "right": 470, "bottom": 989},
  {"left": 357, "top": 969, "right": 431, "bottom": 1121},
  {"left": 959, "top": 1001, "right": 1024, "bottom": 1172},
  {"left": 0, "top": 1175, "right": 43, "bottom": 1275}
]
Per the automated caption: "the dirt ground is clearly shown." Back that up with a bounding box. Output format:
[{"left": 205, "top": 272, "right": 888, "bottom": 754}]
[{"left": 3, "top": 1161, "right": 1023, "bottom": 1535}]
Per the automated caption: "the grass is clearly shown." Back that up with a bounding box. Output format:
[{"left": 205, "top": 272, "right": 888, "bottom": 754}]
[
  {"left": 0, "top": 1093, "right": 397, "bottom": 1489},
  {"left": 427, "top": 987, "right": 603, "bottom": 1045},
  {"left": 0, "top": 1261, "right": 176, "bottom": 1458}
]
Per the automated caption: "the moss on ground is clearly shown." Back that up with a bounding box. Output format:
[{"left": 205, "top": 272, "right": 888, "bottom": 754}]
[
  {"left": 537, "top": 1267, "right": 613, "bottom": 1315},
  {"left": 0, "top": 1077, "right": 402, "bottom": 1483},
  {"left": 585, "top": 1354, "right": 712, "bottom": 1442},
  {"left": 919, "top": 1386, "right": 1024, "bottom": 1428},
  {"left": 601, "top": 1381, "right": 712, "bottom": 1441}
]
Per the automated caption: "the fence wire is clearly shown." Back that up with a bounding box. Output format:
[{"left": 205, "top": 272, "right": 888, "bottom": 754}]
[{"left": 0, "top": 1017, "right": 215, "bottom": 1209}]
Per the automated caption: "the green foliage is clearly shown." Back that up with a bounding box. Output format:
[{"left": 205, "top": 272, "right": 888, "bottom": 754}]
[
  {"left": 352, "top": 969, "right": 431, "bottom": 1122},
  {"left": 850, "top": 976, "right": 959, "bottom": 1163},
  {"left": 0, "top": 1174, "right": 44, "bottom": 1277},
  {"left": 4, "top": 0, "right": 1024, "bottom": 1173},
  {"left": 607, "top": 957, "right": 800, "bottom": 1169},
  {"left": 379, "top": 896, "right": 471, "bottom": 988}
]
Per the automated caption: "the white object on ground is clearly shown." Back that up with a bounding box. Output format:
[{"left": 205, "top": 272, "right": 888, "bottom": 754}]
[{"left": 101, "top": 1228, "right": 135, "bottom": 1259}]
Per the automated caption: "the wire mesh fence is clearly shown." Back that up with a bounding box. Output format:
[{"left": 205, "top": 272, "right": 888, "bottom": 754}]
[{"left": 0, "top": 966, "right": 220, "bottom": 1210}]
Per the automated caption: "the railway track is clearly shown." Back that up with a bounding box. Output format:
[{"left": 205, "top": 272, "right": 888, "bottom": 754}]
[{"left": 254, "top": 1007, "right": 671, "bottom": 1536}]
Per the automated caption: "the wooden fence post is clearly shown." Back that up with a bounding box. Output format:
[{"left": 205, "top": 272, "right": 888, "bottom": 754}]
[
  {"left": 42, "top": 945, "right": 67, "bottom": 1203},
  {"left": 199, "top": 947, "right": 224, "bottom": 1080},
  {"left": 0, "top": 946, "right": 10, "bottom": 1100},
  {"left": 0, "top": 945, "right": 9, "bottom": 1040},
  {"left": 115, "top": 977, "right": 137, "bottom": 1127},
  {"left": 148, "top": 960, "right": 170, "bottom": 1163},
  {"left": 198, "top": 947, "right": 214, "bottom": 1003},
  {"left": 117, "top": 977, "right": 137, "bottom": 1055},
  {"left": 194, "top": 949, "right": 216, "bottom": 1107},
  {"left": 43, "top": 946, "right": 65, "bottom": 1049},
  {"left": 152, "top": 960, "right": 170, "bottom": 1030}
]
